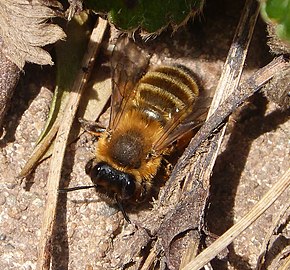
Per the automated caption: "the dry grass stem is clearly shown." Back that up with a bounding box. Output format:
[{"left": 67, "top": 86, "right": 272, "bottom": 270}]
[
  {"left": 36, "top": 17, "right": 108, "bottom": 270},
  {"left": 181, "top": 168, "right": 290, "bottom": 270},
  {"left": 19, "top": 116, "right": 61, "bottom": 178}
]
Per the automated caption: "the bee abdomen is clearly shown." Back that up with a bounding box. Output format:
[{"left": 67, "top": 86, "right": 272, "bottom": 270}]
[{"left": 135, "top": 65, "right": 199, "bottom": 124}]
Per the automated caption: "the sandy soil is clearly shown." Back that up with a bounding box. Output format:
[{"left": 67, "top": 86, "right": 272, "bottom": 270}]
[{"left": 0, "top": 0, "right": 289, "bottom": 269}]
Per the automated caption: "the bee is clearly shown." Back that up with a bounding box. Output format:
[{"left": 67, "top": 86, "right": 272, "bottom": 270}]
[{"left": 83, "top": 37, "right": 211, "bottom": 208}]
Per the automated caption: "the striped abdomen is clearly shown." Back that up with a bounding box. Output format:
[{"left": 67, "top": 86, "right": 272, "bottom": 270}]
[{"left": 133, "top": 65, "right": 199, "bottom": 125}]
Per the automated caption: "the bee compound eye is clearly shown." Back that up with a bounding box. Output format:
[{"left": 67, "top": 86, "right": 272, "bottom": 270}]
[
  {"left": 85, "top": 159, "right": 94, "bottom": 175},
  {"left": 88, "top": 163, "right": 104, "bottom": 184},
  {"left": 121, "top": 174, "right": 136, "bottom": 200}
]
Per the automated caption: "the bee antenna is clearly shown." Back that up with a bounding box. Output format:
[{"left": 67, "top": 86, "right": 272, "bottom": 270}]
[
  {"left": 115, "top": 194, "right": 131, "bottom": 224},
  {"left": 58, "top": 185, "right": 96, "bottom": 193}
]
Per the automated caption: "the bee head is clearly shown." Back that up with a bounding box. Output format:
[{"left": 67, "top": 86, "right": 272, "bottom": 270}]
[{"left": 85, "top": 159, "right": 136, "bottom": 201}]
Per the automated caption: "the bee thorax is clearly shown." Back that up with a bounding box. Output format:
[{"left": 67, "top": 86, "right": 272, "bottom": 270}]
[{"left": 109, "top": 130, "right": 144, "bottom": 169}]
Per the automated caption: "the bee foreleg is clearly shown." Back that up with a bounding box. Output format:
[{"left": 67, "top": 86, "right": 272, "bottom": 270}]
[
  {"left": 162, "top": 157, "right": 174, "bottom": 175},
  {"left": 78, "top": 117, "right": 106, "bottom": 136}
]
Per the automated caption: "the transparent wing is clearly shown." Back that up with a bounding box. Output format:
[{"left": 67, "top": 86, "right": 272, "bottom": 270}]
[
  {"left": 152, "top": 95, "right": 212, "bottom": 154},
  {"left": 108, "top": 36, "right": 149, "bottom": 131}
]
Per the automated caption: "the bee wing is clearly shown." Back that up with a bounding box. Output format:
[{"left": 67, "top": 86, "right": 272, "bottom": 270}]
[
  {"left": 109, "top": 36, "right": 149, "bottom": 131},
  {"left": 152, "top": 96, "right": 212, "bottom": 153}
]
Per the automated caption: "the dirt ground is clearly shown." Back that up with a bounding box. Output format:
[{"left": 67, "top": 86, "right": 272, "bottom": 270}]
[{"left": 0, "top": 0, "right": 289, "bottom": 269}]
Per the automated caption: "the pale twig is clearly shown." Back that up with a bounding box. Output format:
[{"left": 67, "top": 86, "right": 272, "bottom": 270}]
[
  {"left": 180, "top": 168, "right": 290, "bottom": 270},
  {"left": 36, "top": 18, "right": 108, "bottom": 270}
]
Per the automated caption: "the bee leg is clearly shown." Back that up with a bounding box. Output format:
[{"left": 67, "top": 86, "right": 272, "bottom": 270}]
[
  {"left": 115, "top": 194, "right": 131, "bottom": 224},
  {"left": 162, "top": 157, "right": 173, "bottom": 175},
  {"left": 78, "top": 117, "right": 106, "bottom": 136}
]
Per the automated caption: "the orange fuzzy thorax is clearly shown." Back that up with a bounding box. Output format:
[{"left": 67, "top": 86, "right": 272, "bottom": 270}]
[{"left": 96, "top": 110, "right": 164, "bottom": 184}]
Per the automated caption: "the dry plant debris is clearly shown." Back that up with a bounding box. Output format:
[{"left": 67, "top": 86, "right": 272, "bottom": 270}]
[
  {"left": 0, "top": 0, "right": 289, "bottom": 269},
  {"left": 35, "top": 17, "right": 108, "bottom": 270},
  {"left": 0, "top": 0, "right": 65, "bottom": 69}
]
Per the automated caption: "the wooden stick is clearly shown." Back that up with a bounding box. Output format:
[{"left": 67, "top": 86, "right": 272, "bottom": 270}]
[
  {"left": 36, "top": 17, "right": 107, "bottom": 270},
  {"left": 172, "top": 56, "right": 287, "bottom": 179},
  {"left": 161, "top": 0, "right": 260, "bottom": 200}
]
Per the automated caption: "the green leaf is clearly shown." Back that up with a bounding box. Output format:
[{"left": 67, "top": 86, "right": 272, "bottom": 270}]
[
  {"left": 261, "top": 0, "right": 290, "bottom": 42},
  {"left": 85, "top": 0, "right": 204, "bottom": 34}
]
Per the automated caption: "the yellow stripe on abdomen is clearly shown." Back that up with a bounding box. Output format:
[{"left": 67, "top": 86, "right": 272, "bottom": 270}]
[{"left": 133, "top": 65, "right": 199, "bottom": 125}]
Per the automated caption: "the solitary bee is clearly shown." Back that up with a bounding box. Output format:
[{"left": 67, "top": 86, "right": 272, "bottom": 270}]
[{"left": 82, "top": 37, "right": 211, "bottom": 208}]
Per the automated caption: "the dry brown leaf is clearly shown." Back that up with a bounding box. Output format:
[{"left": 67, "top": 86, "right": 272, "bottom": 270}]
[{"left": 0, "top": 0, "right": 66, "bottom": 69}]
